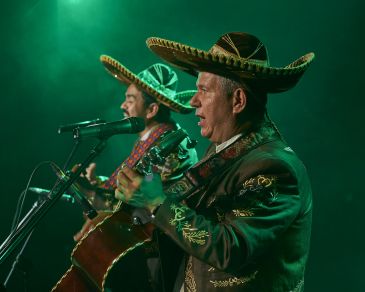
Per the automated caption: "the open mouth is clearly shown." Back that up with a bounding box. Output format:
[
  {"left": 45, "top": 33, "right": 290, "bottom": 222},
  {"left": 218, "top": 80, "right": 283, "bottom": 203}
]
[{"left": 196, "top": 114, "right": 205, "bottom": 126}]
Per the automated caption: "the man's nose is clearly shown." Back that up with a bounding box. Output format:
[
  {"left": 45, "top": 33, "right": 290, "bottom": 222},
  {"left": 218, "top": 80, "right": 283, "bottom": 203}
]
[{"left": 190, "top": 93, "right": 199, "bottom": 107}]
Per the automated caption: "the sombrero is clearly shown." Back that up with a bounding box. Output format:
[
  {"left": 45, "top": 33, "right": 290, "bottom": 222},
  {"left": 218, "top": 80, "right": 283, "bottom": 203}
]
[
  {"left": 146, "top": 32, "right": 315, "bottom": 93},
  {"left": 100, "top": 55, "right": 195, "bottom": 113}
]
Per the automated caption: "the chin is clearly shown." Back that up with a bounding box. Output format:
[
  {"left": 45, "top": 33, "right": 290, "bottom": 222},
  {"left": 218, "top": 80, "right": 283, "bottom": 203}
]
[{"left": 201, "top": 129, "right": 212, "bottom": 140}]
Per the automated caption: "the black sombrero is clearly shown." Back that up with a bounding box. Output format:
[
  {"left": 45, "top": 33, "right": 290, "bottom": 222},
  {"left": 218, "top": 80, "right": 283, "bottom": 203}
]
[{"left": 146, "top": 32, "right": 315, "bottom": 93}]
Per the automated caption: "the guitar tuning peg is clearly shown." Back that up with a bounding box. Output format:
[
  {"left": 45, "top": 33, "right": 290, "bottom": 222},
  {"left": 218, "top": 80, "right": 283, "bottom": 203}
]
[{"left": 186, "top": 138, "right": 197, "bottom": 149}]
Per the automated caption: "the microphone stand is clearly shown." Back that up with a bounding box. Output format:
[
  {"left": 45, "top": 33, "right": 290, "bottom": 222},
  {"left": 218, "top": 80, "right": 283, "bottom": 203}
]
[
  {"left": 62, "top": 138, "right": 80, "bottom": 171},
  {"left": 2, "top": 136, "right": 85, "bottom": 290},
  {"left": 3, "top": 226, "right": 34, "bottom": 290},
  {"left": 0, "top": 139, "right": 107, "bottom": 271}
]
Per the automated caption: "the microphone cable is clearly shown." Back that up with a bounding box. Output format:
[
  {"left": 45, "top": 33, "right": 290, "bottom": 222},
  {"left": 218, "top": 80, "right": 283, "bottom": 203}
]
[{"left": 9, "top": 160, "right": 63, "bottom": 235}]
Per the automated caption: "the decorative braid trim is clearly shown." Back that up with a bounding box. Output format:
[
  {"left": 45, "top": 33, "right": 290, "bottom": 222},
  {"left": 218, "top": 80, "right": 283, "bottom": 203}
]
[
  {"left": 146, "top": 37, "right": 315, "bottom": 77},
  {"left": 184, "top": 256, "right": 197, "bottom": 292},
  {"left": 290, "top": 279, "right": 305, "bottom": 292},
  {"left": 100, "top": 55, "right": 193, "bottom": 113},
  {"left": 209, "top": 271, "right": 258, "bottom": 288}
]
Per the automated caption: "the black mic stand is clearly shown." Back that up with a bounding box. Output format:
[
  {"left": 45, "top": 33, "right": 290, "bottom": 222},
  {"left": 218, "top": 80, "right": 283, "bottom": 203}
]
[
  {"left": 1, "top": 134, "right": 87, "bottom": 290},
  {"left": 3, "top": 224, "right": 34, "bottom": 291},
  {"left": 0, "top": 138, "right": 107, "bottom": 285},
  {"left": 62, "top": 138, "right": 80, "bottom": 171}
]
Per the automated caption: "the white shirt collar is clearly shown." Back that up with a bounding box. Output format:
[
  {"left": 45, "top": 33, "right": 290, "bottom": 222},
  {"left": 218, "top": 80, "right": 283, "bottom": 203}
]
[
  {"left": 215, "top": 133, "right": 243, "bottom": 153},
  {"left": 140, "top": 125, "right": 158, "bottom": 141}
]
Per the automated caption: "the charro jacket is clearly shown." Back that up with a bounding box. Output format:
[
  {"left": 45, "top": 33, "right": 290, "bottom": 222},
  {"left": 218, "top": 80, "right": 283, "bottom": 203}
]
[{"left": 153, "top": 122, "right": 312, "bottom": 292}]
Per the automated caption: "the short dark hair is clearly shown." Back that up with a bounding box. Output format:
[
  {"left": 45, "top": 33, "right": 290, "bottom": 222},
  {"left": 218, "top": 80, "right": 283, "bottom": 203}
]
[
  {"left": 141, "top": 91, "right": 171, "bottom": 123},
  {"left": 217, "top": 75, "right": 267, "bottom": 122}
]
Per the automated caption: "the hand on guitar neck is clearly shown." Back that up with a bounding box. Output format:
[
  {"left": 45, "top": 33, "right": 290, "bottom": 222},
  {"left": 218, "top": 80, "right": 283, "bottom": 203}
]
[
  {"left": 115, "top": 167, "right": 166, "bottom": 214},
  {"left": 72, "top": 162, "right": 119, "bottom": 242},
  {"left": 80, "top": 162, "right": 99, "bottom": 186},
  {"left": 74, "top": 163, "right": 167, "bottom": 242},
  {"left": 70, "top": 163, "right": 98, "bottom": 197},
  {"left": 71, "top": 163, "right": 117, "bottom": 210}
]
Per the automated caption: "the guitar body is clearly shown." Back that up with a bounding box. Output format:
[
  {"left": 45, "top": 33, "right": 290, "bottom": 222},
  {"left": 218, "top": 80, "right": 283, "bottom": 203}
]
[
  {"left": 52, "top": 128, "right": 190, "bottom": 291},
  {"left": 52, "top": 209, "right": 154, "bottom": 291}
]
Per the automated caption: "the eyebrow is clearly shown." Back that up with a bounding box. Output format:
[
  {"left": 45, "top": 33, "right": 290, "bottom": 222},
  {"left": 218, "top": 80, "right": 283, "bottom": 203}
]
[{"left": 196, "top": 78, "right": 207, "bottom": 89}]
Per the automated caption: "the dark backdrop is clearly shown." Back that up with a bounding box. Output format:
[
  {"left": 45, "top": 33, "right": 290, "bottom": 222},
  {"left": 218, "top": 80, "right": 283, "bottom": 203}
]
[{"left": 0, "top": 0, "right": 363, "bottom": 291}]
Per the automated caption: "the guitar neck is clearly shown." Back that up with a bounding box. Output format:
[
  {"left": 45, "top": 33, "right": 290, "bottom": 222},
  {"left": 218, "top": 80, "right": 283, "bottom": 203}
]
[{"left": 89, "top": 187, "right": 119, "bottom": 211}]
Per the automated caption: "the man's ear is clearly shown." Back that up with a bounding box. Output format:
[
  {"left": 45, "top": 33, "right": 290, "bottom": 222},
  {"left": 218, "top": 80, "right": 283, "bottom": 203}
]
[
  {"left": 232, "top": 88, "right": 247, "bottom": 114},
  {"left": 146, "top": 102, "right": 159, "bottom": 119}
]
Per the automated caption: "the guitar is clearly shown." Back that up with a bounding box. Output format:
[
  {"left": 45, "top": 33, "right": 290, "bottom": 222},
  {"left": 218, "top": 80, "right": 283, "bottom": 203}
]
[{"left": 52, "top": 128, "right": 191, "bottom": 292}]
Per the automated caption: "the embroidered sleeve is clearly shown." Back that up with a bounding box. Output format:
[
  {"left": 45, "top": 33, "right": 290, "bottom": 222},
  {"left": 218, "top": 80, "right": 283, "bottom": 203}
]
[
  {"left": 168, "top": 204, "right": 209, "bottom": 245},
  {"left": 224, "top": 173, "right": 303, "bottom": 265},
  {"left": 229, "top": 174, "right": 280, "bottom": 216},
  {"left": 153, "top": 171, "right": 303, "bottom": 274}
]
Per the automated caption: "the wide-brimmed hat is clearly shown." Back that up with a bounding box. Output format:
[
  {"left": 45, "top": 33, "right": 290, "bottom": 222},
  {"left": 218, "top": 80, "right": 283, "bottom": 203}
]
[
  {"left": 146, "top": 32, "right": 315, "bottom": 93},
  {"left": 100, "top": 55, "right": 195, "bottom": 113}
]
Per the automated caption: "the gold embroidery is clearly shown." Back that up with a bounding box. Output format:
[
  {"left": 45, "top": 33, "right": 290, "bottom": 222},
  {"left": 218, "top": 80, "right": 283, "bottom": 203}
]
[
  {"left": 208, "top": 266, "right": 215, "bottom": 272},
  {"left": 239, "top": 175, "right": 277, "bottom": 197},
  {"left": 232, "top": 209, "right": 254, "bottom": 217},
  {"left": 169, "top": 204, "right": 209, "bottom": 245},
  {"left": 184, "top": 256, "right": 196, "bottom": 292},
  {"left": 181, "top": 223, "right": 209, "bottom": 245},
  {"left": 166, "top": 177, "right": 194, "bottom": 195},
  {"left": 209, "top": 271, "right": 258, "bottom": 288},
  {"left": 290, "top": 279, "right": 304, "bottom": 292},
  {"left": 169, "top": 204, "right": 189, "bottom": 226},
  {"left": 243, "top": 175, "right": 275, "bottom": 189},
  {"left": 216, "top": 212, "right": 225, "bottom": 222},
  {"left": 257, "top": 175, "right": 275, "bottom": 187}
]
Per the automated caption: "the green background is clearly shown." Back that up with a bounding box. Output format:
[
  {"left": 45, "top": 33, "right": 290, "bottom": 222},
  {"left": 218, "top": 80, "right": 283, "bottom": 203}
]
[{"left": 0, "top": 0, "right": 363, "bottom": 290}]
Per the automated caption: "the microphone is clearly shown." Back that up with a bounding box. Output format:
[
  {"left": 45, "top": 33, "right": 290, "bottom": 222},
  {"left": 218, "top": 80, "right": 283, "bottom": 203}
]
[
  {"left": 58, "top": 118, "right": 105, "bottom": 134},
  {"left": 28, "top": 187, "right": 75, "bottom": 203},
  {"left": 73, "top": 117, "right": 145, "bottom": 140}
]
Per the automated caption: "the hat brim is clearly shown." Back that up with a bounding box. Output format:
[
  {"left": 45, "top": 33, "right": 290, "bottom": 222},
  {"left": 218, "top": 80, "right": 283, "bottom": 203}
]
[
  {"left": 146, "top": 37, "right": 315, "bottom": 93},
  {"left": 100, "top": 55, "right": 195, "bottom": 113}
]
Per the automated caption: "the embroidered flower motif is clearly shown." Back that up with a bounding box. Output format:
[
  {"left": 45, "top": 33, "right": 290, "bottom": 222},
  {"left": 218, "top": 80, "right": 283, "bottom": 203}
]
[
  {"left": 239, "top": 175, "right": 276, "bottom": 196},
  {"left": 198, "top": 159, "right": 214, "bottom": 178},
  {"left": 169, "top": 204, "right": 209, "bottom": 245},
  {"left": 245, "top": 175, "right": 275, "bottom": 190},
  {"left": 221, "top": 146, "right": 238, "bottom": 159},
  {"left": 181, "top": 223, "right": 209, "bottom": 245}
]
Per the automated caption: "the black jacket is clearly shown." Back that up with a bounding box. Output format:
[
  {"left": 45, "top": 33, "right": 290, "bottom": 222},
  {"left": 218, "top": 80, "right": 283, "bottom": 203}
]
[{"left": 154, "top": 123, "right": 312, "bottom": 291}]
